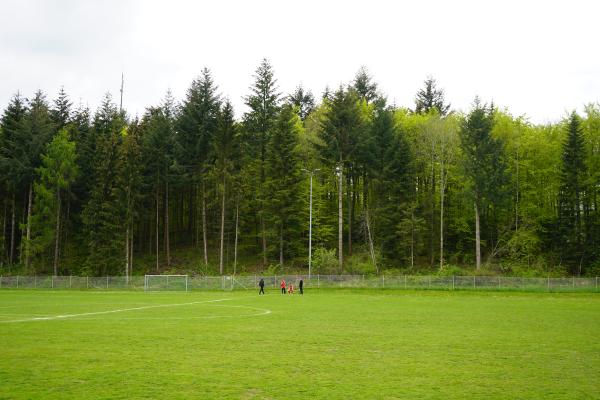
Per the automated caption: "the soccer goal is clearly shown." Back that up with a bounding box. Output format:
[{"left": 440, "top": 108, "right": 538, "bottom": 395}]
[{"left": 144, "top": 275, "right": 189, "bottom": 292}]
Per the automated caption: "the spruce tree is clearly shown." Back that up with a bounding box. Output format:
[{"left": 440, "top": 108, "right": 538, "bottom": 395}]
[
  {"left": 460, "top": 99, "right": 508, "bottom": 269},
  {"left": 243, "top": 58, "right": 281, "bottom": 266},
  {"left": 0, "top": 93, "right": 28, "bottom": 265},
  {"left": 51, "top": 87, "right": 72, "bottom": 130},
  {"left": 319, "top": 87, "right": 364, "bottom": 270},
  {"left": 176, "top": 69, "right": 220, "bottom": 261},
  {"left": 558, "top": 112, "right": 588, "bottom": 273},
  {"left": 29, "top": 129, "right": 78, "bottom": 273},
  {"left": 353, "top": 66, "right": 379, "bottom": 103},
  {"left": 81, "top": 94, "right": 125, "bottom": 275},
  {"left": 265, "top": 105, "right": 303, "bottom": 266},
  {"left": 287, "top": 85, "right": 315, "bottom": 121},
  {"left": 415, "top": 76, "right": 451, "bottom": 116},
  {"left": 213, "top": 101, "right": 238, "bottom": 274}
]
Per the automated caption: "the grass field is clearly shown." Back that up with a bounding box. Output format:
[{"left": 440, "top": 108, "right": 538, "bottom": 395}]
[{"left": 0, "top": 289, "right": 598, "bottom": 399}]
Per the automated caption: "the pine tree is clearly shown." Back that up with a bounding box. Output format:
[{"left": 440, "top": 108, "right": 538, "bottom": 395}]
[
  {"left": 51, "top": 87, "right": 72, "bottom": 130},
  {"left": 415, "top": 76, "right": 451, "bottom": 116},
  {"left": 265, "top": 105, "right": 303, "bottom": 266},
  {"left": 141, "top": 97, "right": 176, "bottom": 271},
  {"left": 118, "top": 119, "right": 143, "bottom": 279},
  {"left": 213, "top": 101, "right": 238, "bottom": 274},
  {"left": 287, "top": 85, "right": 315, "bottom": 121},
  {"left": 0, "top": 93, "right": 28, "bottom": 265},
  {"left": 176, "top": 69, "right": 220, "bottom": 262},
  {"left": 558, "top": 112, "right": 588, "bottom": 274},
  {"left": 353, "top": 67, "right": 379, "bottom": 103},
  {"left": 369, "top": 106, "right": 413, "bottom": 261},
  {"left": 319, "top": 87, "right": 364, "bottom": 271},
  {"left": 29, "top": 129, "right": 78, "bottom": 273},
  {"left": 460, "top": 99, "right": 508, "bottom": 269},
  {"left": 21, "top": 91, "right": 56, "bottom": 268},
  {"left": 81, "top": 94, "right": 125, "bottom": 275},
  {"left": 243, "top": 58, "right": 281, "bottom": 266}
]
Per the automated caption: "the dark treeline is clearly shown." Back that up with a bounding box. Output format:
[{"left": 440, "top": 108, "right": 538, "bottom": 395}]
[{"left": 1, "top": 60, "right": 599, "bottom": 277}]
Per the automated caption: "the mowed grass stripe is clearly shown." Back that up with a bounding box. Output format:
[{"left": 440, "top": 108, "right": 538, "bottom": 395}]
[{"left": 0, "top": 290, "right": 598, "bottom": 399}]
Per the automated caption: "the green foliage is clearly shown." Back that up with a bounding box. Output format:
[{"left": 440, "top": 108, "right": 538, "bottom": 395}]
[
  {"left": 29, "top": 129, "right": 78, "bottom": 271},
  {"left": 311, "top": 247, "right": 338, "bottom": 274}
]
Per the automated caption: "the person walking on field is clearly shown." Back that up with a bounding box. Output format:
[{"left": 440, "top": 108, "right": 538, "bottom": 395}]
[
  {"left": 258, "top": 278, "right": 265, "bottom": 295},
  {"left": 280, "top": 279, "right": 286, "bottom": 294},
  {"left": 299, "top": 278, "right": 303, "bottom": 295}
]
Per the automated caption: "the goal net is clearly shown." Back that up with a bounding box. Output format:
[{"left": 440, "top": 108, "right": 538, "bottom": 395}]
[{"left": 144, "top": 275, "right": 189, "bottom": 292}]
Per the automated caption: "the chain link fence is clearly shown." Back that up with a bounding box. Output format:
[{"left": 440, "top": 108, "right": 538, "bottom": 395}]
[{"left": 0, "top": 274, "right": 598, "bottom": 292}]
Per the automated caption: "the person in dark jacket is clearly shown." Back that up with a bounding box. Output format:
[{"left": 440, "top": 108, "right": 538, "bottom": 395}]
[
  {"left": 258, "top": 278, "right": 265, "bottom": 295},
  {"left": 299, "top": 279, "right": 304, "bottom": 295}
]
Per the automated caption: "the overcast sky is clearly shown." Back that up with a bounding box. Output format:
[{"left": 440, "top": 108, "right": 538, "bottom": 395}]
[{"left": 1, "top": 0, "right": 598, "bottom": 124}]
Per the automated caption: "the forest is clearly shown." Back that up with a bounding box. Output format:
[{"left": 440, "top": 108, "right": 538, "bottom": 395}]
[{"left": 1, "top": 59, "right": 598, "bottom": 277}]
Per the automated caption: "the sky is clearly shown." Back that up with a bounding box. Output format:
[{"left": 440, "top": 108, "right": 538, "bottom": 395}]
[{"left": 1, "top": 0, "right": 599, "bottom": 124}]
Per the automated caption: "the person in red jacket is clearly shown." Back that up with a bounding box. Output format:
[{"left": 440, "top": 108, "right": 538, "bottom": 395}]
[{"left": 280, "top": 279, "right": 286, "bottom": 294}]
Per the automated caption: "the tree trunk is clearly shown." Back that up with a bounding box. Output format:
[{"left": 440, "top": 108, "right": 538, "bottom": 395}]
[
  {"left": 365, "top": 208, "right": 377, "bottom": 274},
  {"left": 234, "top": 198, "right": 239, "bottom": 275},
  {"left": 9, "top": 194, "right": 15, "bottom": 265},
  {"left": 125, "top": 225, "right": 129, "bottom": 283},
  {"left": 165, "top": 177, "right": 170, "bottom": 267},
  {"left": 156, "top": 174, "right": 159, "bottom": 272},
  {"left": 202, "top": 180, "right": 208, "bottom": 265},
  {"left": 439, "top": 158, "right": 445, "bottom": 271},
  {"left": 515, "top": 146, "right": 519, "bottom": 231},
  {"left": 430, "top": 156, "right": 435, "bottom": 267},
  {"left": 261, "top": 215, "right": 267, "bottom": 267},
  {"left": 1, "top": 200, "right": 6, "bottom": 266},
  {"left": 347, "top": 173, "right": 353, "bottom": 256},
  {"left": 129, "top": 227, "right": 134, "bottom": 277},
  {"left": 25, "top": 183, "right": 32, "bottom": 268},
  {"left": 410, "top": 207, "right": 415, "bottom": 269},
  {"left": 219, "top": 177, "right": 226, "bottom": 275},
  {"left": 338, "top": 163, "right": 343, "bottom": 272},
  {"left": 54, "top": 188, "right": 61, "bottom": 275},
  {"left": 475, "top": 199, "right": 481, "bottom": 270},
  {"left": 279, "top": 224, "right": 284, "bottom": 267}
]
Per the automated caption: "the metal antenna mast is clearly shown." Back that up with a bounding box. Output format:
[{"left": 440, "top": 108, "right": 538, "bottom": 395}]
[{"left": 119, "top": 73, "right": 124, "bottom": 113}]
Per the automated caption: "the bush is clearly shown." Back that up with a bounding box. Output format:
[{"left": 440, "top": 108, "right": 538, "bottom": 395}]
[{"left": 312, "top": 248, "right": 338, "bottom": 274}]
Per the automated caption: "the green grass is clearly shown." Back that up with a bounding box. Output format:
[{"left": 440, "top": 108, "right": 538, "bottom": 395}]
[{"left": 0, "top": 289, "right": 598, "bottom": 399}]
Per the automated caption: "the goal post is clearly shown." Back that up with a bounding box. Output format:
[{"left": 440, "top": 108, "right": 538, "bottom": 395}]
[{"left": 144, "top": 275, "right": 189, "bottom": 292}]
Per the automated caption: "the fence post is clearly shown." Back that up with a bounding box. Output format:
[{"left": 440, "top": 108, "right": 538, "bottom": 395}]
[
  {"left": 382, "top": 275, "right": 385, "bottom": 288},
  {"left": 404, "top": 275, "right": 407, "bottom": 289},
  {"left": 52, "top": 275, "right": 54, "bottom": 289},
  {"left": 498, "top": 276, "right": 501, "bottom": 289},
  {"left": 86, "top": 276, "right": 89, "bottom": 289},
  {"left": 452, "top": 275, "right": 455, "bottom": 290},
  {"left": 106, "top": 276, "right": 109, "bottom": 289},
  {"left": 428, "top": 276, "right": 431, "bottom": 289},
  {"left": 317, "top": 274, "right": 320, "bottom": 288},
  {"left": 34, "top": 275, "right": 37, "bottom": 288},
  {"left": 70, "top": 275, "right": 72, "bottom": 289},
  {"left": 472, "top": 276, "right": 475, "bottom": 289},
  {"left": 596, "top": 276, "right": 598, "bottom": 290},
  {"left": 572, "top": 276, "right": 575, "bottom": 289},
  {"left": 17, "top": 275, "right": 19, "bottom": 288},
  {"left": 547, "top": 276, "right": 550, "bottom": 291},
  {"left": 0, "top": 275, "right": 2, "bottom": 289}
]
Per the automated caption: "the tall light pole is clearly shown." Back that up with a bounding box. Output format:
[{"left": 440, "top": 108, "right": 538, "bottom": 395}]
[{"left": 302, "top": 168, "right": 320, "bottom": 278}]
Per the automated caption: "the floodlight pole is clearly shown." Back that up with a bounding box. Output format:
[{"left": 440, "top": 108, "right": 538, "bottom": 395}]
[{"left": 302, "top": 168, "right": 320, "bottom": 278}]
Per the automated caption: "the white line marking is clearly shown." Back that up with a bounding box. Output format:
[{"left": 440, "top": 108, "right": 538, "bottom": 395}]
[
  {"left": 0, "top": 298, "right": 232, "bottom": 323},
  {"left": 67, "top": 305, "right": 273, "bottom": 320}
]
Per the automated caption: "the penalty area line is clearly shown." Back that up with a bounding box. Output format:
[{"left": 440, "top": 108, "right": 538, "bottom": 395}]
[{"left": 0, "top": 298, "right": 233, "bottom": 323}]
